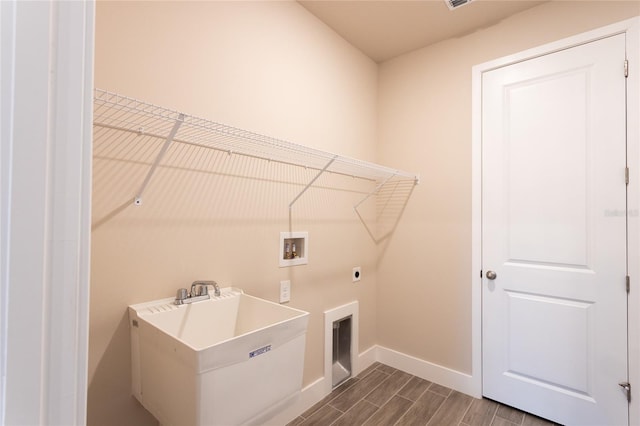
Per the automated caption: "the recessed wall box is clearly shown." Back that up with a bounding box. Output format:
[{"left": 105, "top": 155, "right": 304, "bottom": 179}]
[{"left": 279, "top": 231, "right": 308, "bottom": 267}]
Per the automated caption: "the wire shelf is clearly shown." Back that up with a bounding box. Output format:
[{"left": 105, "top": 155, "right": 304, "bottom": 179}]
[
  {"left": 94, "top": 89, "right": 418, "bottom": 177},
  {"left": 93, "top": 88, "right": 419, "bottom": 210}
]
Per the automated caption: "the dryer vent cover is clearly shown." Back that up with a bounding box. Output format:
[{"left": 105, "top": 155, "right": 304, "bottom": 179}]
[{"left": 444, "top": 0, "right": 473, "bottom": 10}]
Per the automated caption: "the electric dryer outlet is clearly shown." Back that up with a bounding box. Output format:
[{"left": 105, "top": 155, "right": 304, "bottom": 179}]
[{"left": 352, "top": 267, "right": 361, "bottom": 282}]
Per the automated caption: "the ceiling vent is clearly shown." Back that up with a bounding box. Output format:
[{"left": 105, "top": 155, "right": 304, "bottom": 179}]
[{"left": 444, "top": 0, "right": 473, "bottom": 10}]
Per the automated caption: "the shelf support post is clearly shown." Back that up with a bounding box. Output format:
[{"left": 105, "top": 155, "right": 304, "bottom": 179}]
[
  {"left": 134, "top": 113, "right": 184, "bottom": 205},
  {"left": 289, "top": 156, "right": 337, "bottom": 211}
]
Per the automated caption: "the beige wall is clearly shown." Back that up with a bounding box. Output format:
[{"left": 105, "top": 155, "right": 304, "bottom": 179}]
[
  {"left": 90, "top": 2, "right": 378, "bottom": 425},
  {"left": 377, "top": 1, "right": 640, "bottom": 374}
]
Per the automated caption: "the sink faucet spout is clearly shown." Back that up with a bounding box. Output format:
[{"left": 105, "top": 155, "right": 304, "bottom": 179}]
[
  {"left": 175, "top": 280, "right": 219, "bottom": 305},
  {"left": 191, "top": 280, "right": 220, "bottom": 297}
]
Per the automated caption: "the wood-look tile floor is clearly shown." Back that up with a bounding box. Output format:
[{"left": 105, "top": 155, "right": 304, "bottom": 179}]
[{"left": 286, "top": 362, "right": 560, "bottom": 426}]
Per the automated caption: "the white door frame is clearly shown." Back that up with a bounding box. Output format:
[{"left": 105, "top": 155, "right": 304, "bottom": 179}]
[
  {"left": 0, "top": 1, "right": 94, "bottom": 424},
  {"left": 471, "top": 17, "right": 640, "bottom": 424}
]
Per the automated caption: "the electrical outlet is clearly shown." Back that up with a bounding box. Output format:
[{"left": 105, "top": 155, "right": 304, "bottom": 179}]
[
  {"left": 280, "top": 280, "right": 291, "bottom": 303},
  {"left": 353, "top": 267, "right": 361, "bottom": 282}
]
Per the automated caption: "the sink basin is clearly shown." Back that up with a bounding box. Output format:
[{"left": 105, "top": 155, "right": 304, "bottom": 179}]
[{"left": 129, "top": 287, "right": 309, "bottom": 426}]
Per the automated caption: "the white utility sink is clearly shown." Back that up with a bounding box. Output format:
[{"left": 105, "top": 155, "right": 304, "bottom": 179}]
[{"left": 129, "top": 287, "right": 309, "bottom": 426}]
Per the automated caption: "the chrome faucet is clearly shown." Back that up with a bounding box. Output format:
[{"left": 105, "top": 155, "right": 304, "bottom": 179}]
[
  {"left": 191, "top": 281, "right": 209, "bottom": 298},
  {"left": 197, "top": 280, "right": 220, "bottom": 297},
  {"left": 175, "top": 280, "right": 220, "bottom": 305}
]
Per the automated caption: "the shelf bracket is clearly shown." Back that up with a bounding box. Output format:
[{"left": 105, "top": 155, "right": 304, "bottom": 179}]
[
  {"left": 289, "top": 156, "right": 337, "bottom": 210},
  {"left": 353, "top": 173, "right": 396, "bottom": 211},
  {"left": 352, "top": 174, "right": 396, "bottom": 243},
  {"left": 134, "top": 114, "right": 185, "bottom": 206},
  {"left": 354, "top": 174, "right": 417, "bottom": 244}
]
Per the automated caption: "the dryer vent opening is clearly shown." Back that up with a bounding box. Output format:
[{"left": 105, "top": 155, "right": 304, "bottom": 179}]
[
  {"left": 332, "top": 316, "right": 352, "bottom": 388},
  {"left": 324, "top": 301, "right": 358, "bottom": 392}
]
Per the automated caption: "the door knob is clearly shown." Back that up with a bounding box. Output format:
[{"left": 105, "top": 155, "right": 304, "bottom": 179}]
[{"left": 486, "top": 270, "right": 497, "bottom": 280}]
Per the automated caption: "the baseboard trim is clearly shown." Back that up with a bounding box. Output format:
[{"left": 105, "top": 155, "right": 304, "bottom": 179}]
[
  {"left": 357, "top": 345, "right": 377, "bottom": 374},
  {"left": 266, "top": 345, "right": 479, "bottom": 425},
  {"left": 375, "top": 345, "right": 480, "bottom": 398}
]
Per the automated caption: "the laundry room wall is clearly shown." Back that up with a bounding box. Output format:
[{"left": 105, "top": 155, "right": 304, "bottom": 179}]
[
  {"left": 376, "top": 0, "right": 640, "bottom": 376},
  {"left": 90, "top": 2, "right": 380, "bottom": 425}
]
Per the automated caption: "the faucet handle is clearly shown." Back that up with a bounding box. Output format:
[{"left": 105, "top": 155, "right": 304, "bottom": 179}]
[
  {"left": 199, "top": 285, "right": 208, "bottom": 296},
  {"left": 175, "top": 288, "right": 188, "bottom": 304}
]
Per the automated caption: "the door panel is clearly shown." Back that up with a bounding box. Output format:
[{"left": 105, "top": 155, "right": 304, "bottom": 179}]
[
  {"left": 506, "top": 291, "right": 593, "bottom": 395},
  {"left": 482, "top": 34, "right": 627, "bottom": 426},
  {"left": 506, "top": 69, "right": 589, "bottom": 267}
]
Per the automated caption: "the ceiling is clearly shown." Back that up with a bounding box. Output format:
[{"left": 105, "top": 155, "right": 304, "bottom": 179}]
[{"left": 298, "top": 0, "right": 547, "bottom": 62}]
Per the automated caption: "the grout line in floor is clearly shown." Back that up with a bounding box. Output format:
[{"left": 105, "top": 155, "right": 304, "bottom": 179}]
[{"left": 289, "top": 363, "right": 556, "bottom": 426}]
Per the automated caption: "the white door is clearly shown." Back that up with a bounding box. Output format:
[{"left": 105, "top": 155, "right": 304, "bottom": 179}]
[{"left": 482, "top": 34, "right": 628, "bottom": 426}]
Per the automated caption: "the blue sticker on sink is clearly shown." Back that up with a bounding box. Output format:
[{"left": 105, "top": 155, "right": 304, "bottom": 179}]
[{"left": 249, "top": 345, "right": 272, "bottom": 358}]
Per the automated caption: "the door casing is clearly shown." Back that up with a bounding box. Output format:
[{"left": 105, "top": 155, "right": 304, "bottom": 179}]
[{"left": 471, "top": 17, "right": 640, "bottom": 425}]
